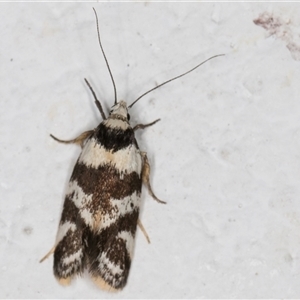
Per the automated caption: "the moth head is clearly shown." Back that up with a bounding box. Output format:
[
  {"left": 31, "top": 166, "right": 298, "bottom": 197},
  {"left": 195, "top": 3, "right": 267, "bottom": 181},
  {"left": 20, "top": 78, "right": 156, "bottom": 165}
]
[{"left": 109, "top": 101, "right": 130, "bottom": 120}]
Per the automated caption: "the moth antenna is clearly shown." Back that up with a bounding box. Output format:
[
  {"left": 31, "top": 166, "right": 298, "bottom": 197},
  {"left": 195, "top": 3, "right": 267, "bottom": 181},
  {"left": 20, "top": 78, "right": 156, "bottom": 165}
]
[
  {"left": 92, "top": 7, "right": 117, "bottom": 105},
  {"left": 128, "top": 54, "right": 224, "bottom": 108}
]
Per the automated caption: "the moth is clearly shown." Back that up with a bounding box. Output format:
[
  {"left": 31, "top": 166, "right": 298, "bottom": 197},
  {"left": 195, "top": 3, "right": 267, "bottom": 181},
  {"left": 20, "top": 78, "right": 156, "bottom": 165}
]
[{"left": 41, "top": 8, "right": 223, "bottom": 292}]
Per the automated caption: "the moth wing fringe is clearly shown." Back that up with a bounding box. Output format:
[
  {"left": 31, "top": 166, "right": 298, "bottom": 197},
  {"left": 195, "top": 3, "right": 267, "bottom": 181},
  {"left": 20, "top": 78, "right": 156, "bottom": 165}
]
[
  {"left": 92, "top": 276, "right": 120, "bottom": 292},
  {"left": 57, "top": 276, "right": 72, "bottom": 286}
]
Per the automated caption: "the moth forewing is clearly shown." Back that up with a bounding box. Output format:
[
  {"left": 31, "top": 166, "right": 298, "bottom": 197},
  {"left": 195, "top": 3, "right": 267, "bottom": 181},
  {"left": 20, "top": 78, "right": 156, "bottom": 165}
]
[{"left": 48, "top": 99, "right": 162, "bottom": 291}]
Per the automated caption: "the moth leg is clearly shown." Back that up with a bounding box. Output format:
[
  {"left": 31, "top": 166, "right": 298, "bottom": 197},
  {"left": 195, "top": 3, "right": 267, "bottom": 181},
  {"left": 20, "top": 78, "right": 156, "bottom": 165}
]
[
  {"left": 50, "top": 130, "right": 94, "bottom": 148},
  {"left": 133, "top": 118, "right": 160, "bottom": 131},
  {"left": 40, "top": 245, "right": 56, "bottom": 263},
  {"left": 84, "top": 78, "right": 106, "bottom": 120},
  {"left": 141, "top": 152, "right": 166, "bottom": 204},
  {"left": 137, "top": 219, "right": 150, "bottom": 244}
]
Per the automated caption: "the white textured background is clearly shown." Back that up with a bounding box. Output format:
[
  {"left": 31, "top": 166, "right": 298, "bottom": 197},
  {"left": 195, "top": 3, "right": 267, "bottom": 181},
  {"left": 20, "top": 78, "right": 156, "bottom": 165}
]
[{"left": 1, "top": 2, "right": 300, "bottom": 298}]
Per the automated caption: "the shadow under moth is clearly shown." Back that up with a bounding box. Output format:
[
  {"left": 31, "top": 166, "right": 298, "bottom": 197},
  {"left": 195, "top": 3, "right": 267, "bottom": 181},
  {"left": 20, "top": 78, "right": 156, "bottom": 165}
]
[{"left": 41, "top": 8, "right": 223, "bottom": 292}]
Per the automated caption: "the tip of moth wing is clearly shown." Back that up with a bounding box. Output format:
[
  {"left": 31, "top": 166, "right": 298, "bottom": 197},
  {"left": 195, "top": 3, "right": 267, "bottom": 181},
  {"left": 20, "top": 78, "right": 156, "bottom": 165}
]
[
  {"left": 92, "top": 276, "right": 120, "bottom": 293},
  {"left": 57, "top": 277, "right": 72, "bottom": 286}
]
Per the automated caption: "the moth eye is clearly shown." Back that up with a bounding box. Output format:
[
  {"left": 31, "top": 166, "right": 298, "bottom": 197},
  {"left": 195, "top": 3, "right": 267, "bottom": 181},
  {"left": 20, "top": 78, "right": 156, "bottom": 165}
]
[{"left": 127, "top": 113, "right": 130, "bottom": 121}]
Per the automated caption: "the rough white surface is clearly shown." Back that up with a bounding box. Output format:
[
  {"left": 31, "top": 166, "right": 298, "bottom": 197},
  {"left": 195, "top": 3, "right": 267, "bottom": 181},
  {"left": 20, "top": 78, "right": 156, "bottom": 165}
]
[{"left": 1, "top": 2, "right": 300, "bottom": 298}]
